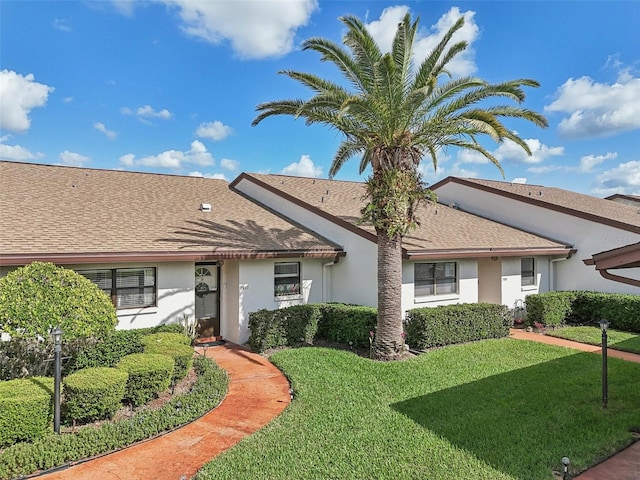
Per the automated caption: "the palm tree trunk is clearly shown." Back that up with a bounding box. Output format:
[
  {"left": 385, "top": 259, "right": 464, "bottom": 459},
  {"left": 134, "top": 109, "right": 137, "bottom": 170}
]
[{"left": 373, "top": 231, "right": 404, "bottom": 361}]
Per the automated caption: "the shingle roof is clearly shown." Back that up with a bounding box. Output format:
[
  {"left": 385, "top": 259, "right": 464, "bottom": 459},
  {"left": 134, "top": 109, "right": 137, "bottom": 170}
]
[
  {"left": 432, "top": 177, "right": 640, "bottom": 233},
  {"left": 0, "top": 162, "right": 343, "bottom": 265},
  {"left": 234, "top": 173, "right": 574, "bottom": 259}
]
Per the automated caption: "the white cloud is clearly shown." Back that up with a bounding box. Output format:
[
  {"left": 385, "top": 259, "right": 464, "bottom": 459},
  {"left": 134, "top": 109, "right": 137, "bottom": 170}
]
[
  {"left": 111, "top": 0, "right": 136, "bottom": 16},
  {"left": 280, "top": 154, "right": 322, "bottom": 177},
  {"left": 545, "top": 72, "right": 640, "bottom": 138},
  {"left": 494, "top": 138, "right": 564, "bottom": 165},
  {"left": 121, "top": 105, "right": 172, "bottom": 121},
  {"left": 592, "top": 160, "right": 640, "bottom": 196},
  {"left": 455, "top": 138, "right": 563, "bottom": 166},
  {"left": 0, "top": 70, "right": 54, "bottom": 132},
  {"left": 159, "top": 0, "right": 318, "bottom": 59},
  {"left": 0, "top": 136, "right": 44, "bottom": 161},
  {"left": 188, "top": 171, "right": 227, "bottom": 180},
  {"left": 63, "top": 96, "right": 74, "bottom": 103},
  {"left": 527, "top": 165, "right": 563, "bottom": 174},
  {"left": 366, "top": 6, "right": 479, "bottom": 77},
  {"left": 53, "top": 18, "right": 71, "bottom": 32},
  {"left": 511, "top": 177, "right": 527, "bottom": 184},
  {"left": 578, "top": 152, "right": 617, "bottom": 173},
  {"left": 59, "top": 150, "right": 90, "bottom": 167},
  {"left": 196, "top": 121, "right": 233, "bottom": 141},
  {"left": 220, "top": 158, "right": 239, "bottom": 171},
  {"left": 120, "top": 140, "right": 214, "bottom": 169},
  {"left": 94, "top": 122, "right": 117, "bottom": 140}
]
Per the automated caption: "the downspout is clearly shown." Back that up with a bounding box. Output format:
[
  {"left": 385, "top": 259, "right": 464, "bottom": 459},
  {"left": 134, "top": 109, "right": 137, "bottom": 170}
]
[{"left": 322, "top": 255, "right": 340, "bottom": 302}]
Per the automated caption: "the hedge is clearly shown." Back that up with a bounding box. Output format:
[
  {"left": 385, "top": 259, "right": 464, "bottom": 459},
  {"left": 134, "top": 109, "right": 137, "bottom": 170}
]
[
  {"left": 316, "top": 303, "right": 377, "bottom": 347},
  {"left": 62, "top": 367, "right": 128, "bottom": 424},
  {"left": 117, "top": 353, "right": 174, "bottom": 406},
  {"left": 404, "top": 303, "right": 512, "bottom": 350},
  {"left": 248, "top": 303, "right": 378, "bottom": 353},
  {"left": 248, "top": 304, "right": 322, "bottom": 352},
  {"left": 69, "top": 324, "right": 184, "bottom": 373},
  {"left": 0, "top": 377, "right": 54, "bottom": 447},
  {"left": 0, "top": 355, "right": 228, "bottom": 480},
  {"left": 525, "top": 291, "right": 640, "bottom": 332}
]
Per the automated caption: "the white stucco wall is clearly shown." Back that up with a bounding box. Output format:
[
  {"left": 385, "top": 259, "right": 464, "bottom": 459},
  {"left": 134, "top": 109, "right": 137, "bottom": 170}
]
[
  {"left": 401, "top": 259, "right": 478, "bottom": 315},
  {"left": 235, "top": 258, "right": 325, "bottom": 344},
  {"left": 434, "top": 183, "right": 640, "bottom": 294},
  {"left": 234, "top": 179, "right": 379, "bottom": 307}
]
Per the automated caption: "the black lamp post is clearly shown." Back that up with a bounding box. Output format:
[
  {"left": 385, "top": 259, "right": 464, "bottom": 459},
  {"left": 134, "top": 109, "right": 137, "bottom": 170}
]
[
  {"left": 51, "top": 326, "right": 63, "bottom": 434},
  {"left": 598, "top": 319, "right": 609, "bottom": 409}
]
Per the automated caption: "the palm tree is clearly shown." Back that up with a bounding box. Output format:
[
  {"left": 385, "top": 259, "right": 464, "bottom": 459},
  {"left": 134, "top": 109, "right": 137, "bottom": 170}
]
[{"left": 252, "top": 14, "right": 547, "bottom": 361}]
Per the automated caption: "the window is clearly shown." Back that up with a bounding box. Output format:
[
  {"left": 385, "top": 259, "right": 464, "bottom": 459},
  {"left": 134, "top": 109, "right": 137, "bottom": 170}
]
[
  {"left": 79, "top": 267, "right": 156, "bottom": 309},
  {"left": 414, "top": 262, "right": 457, "bottom": 297},
  {"left": 521, "top": 258, "right": 535, "bottom": 286},
  {"left": 274, "top": 262, "right": 301, "bottom": 297}
]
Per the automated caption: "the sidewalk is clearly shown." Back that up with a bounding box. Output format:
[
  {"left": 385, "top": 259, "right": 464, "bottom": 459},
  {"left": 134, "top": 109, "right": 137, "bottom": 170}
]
[
  {"left": 509, "top": 329, "right": 640, "bottom": 480},
  {"left": 37, "top": 343, "right": 291, "bottom": 480}
]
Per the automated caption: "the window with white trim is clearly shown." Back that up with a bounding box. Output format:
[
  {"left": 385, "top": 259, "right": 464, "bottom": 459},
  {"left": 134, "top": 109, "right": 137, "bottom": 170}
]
[
  {"left": 521, "top": 258, "right": 535, "bottom": 286},
  {"left": 274, "top": 262, "right": 301, "bottom": 297},
  {"left": 79, "top": 267, "right": 157, "bottom": 309},
  {"left": 414, "top": 262, "right": 457, "bottom": 297}
]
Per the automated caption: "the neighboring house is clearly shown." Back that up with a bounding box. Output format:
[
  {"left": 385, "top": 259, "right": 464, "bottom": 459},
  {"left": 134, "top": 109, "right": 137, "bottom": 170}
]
[
  {"left": 231, "top": 173, "right": 574, "bottom": 317},
  {"left": 606, "top": 194, "right": 640, "bottom": 208},
  {"left": 584, "top": 242, "right": 640, "bottom": 288},
  {"left": 0, "top": 161, "right": 344, "bottom": 344},
  {"left": 3, "top": 161, "right": 634, "bottom": 344},
  {"left": 431, "top": 177, "right": 640, "bottom": 294}
]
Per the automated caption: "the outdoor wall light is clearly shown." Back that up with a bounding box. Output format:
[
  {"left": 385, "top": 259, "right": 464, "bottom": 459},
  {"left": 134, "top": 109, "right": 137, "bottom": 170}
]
[
  {"left": 599, "top": 319, "right": 609, "bottom": 409},
  {"left": 50, "top": 326, "right": 63, "bottom": 434},
  {"left": 561, "top": 456, "right": 570, "bottom": 480}
]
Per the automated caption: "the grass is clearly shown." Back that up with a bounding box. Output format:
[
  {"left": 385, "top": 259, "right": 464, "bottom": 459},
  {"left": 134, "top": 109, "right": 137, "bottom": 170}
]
[
  {"left": 547, "top": 326, "right": 640, "bottom": 355},
  {"left": 195, "top": 339, "right": 640, "bottom": 480}
]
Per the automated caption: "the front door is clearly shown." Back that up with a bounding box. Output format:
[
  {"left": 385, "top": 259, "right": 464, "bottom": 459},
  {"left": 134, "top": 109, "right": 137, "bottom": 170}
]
[{"left": 195, "top": 264, "right": 220, "bottom": 337}]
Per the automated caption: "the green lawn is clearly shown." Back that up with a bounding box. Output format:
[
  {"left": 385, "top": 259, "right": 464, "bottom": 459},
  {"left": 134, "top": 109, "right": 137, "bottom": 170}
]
[
  {"left": 195, "top": 339, "right": 640, "bottom": 480},
  {"left": 547, "top": 326, "right": 640, "bottom": 355}
]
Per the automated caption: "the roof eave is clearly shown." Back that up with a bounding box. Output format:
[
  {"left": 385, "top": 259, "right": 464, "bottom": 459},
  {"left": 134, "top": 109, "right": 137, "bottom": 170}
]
[
  {"left": 404, "top": 247, "right": 575, "bottom": 261},
  {"left": 0, "top": 249, "right": 346, "bottom": 266}
]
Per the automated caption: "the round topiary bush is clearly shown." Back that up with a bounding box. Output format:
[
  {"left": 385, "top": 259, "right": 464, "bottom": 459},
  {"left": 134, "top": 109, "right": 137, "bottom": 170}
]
[
  {"left": 0, "top": 262, "right": 117, "bottom": 340},
  {"left": 142, "top": 339, "right": 194, "bottom": 383},
  {"left": 62, "top": 367, "right": 128, "bottom": 424}
]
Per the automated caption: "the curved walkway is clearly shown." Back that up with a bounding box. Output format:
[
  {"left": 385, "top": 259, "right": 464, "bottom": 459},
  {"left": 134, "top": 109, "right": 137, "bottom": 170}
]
[
  {"left": 509, "top": 329, "right": 640, "bottom": 480},
  {"left": 38, "top": 343, "right": 291, "bottom": 480}
]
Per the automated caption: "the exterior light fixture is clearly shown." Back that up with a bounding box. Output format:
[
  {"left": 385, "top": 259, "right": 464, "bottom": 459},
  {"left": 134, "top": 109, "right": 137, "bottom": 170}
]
[
  {"left": 50, "top": 326, "right": 63, "bottom": 434},
  {"left": 561, "top": 457, "right": 570, "bottom": 480},
  {"left": 599, "top": 319, "right": 609, "bottom": 409}
]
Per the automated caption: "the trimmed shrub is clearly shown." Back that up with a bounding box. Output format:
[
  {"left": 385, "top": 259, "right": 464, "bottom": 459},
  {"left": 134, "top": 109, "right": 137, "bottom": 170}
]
[
  {"left": 316, "top": 303, "right": 377, "bottom": 347},
  {"left": 526, "top": 291, "right": 640, "bottom": 332},
  {"left": 69, "top": 324, "right": 184, "bottom": 373},
  {"left": 0, "top": 355, "right": 228, "bottom": 479},
  {"left": 248, "top": 304, "right": 322, "bottom": 353},
  {"left": 141, "top": 332, "right": 192, "bottom": 347},
  {"left": 62, "top": 367, "right": 128, "bottom": 424},
  {"left": 0, "top": 377, "right": 54, "bottom": 447},
  {"left": 405, "top": 303, "right": 512, "bottom": 350},
  {"left": 524, "top": 291, "right": 578, "bottom": 328},
  {"left": 117, "top": 353, "right": 174, "bottom": 406},
  {"left": 0, "top": 262, "right": 117, "bottom": 340},
  {"left": 142, "top": 340, "right": 194, "bottom": 383}
]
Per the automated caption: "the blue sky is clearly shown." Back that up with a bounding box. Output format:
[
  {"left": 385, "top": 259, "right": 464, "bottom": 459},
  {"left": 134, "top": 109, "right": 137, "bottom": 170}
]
[{"left": 1, "top": 0, "right": 639, "bottom": 196}]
